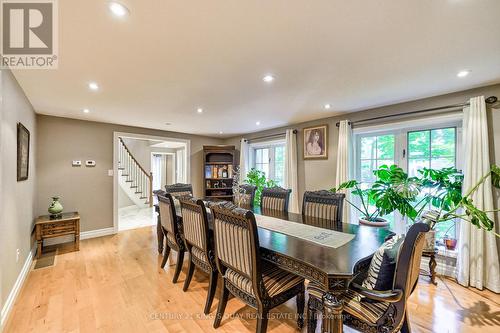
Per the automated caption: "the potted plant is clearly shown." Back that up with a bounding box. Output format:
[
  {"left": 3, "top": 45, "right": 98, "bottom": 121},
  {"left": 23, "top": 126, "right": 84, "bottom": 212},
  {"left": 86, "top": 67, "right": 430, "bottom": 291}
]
[
  {"left": 415, "top": 165, "right": 500, "bottom": 249},
  {"left": 331, "top": 165, "right": 420, "bottom": 226},
  {"left": 244, "top": 168, "right": 277, "bottom": 207}
]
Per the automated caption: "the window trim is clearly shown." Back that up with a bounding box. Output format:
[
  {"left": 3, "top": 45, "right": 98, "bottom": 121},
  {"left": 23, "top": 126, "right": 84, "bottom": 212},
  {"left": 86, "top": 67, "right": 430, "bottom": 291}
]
[{"left": 248, "top": 139, "right": 286, "bottom": 186}]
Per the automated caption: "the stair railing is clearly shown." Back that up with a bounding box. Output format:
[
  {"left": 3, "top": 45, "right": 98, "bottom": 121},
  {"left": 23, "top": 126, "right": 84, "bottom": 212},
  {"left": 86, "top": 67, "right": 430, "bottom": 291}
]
[{"left": 118, "top": 138, "right": 153, "bottom": 207}]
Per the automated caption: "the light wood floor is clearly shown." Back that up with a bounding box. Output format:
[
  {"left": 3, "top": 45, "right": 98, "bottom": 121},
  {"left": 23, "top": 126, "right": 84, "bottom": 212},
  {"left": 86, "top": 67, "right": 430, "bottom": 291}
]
[{"left": 4, "top": 226, "right": 500, "bottom": 333}]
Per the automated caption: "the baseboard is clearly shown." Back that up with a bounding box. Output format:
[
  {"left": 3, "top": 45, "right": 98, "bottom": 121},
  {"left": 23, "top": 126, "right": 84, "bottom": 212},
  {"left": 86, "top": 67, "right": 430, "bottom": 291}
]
[
  {"left": 80, "top": 227, "right": 116, "bottom": 240},
  {"left": 1, "top": 247, "right": 35, "bottom": 329}
]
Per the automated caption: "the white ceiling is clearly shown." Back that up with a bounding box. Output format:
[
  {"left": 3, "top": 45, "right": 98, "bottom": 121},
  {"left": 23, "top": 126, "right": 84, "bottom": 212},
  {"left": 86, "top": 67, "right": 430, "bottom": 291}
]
[{"left": 12, "top": 0, "right": 500, "bottom": 137}]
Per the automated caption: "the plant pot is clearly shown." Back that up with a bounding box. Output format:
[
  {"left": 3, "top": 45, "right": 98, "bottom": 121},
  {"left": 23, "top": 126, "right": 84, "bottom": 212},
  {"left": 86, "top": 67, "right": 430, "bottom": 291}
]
[
  {"left": 359, "top": 217, "right": 389, "bottom": 227},
  {"left": 423, "top": 230, "right": 436, "bottom": 251},
  {"left": 444, "top": 237, "right": 457, "bottom": 251}
]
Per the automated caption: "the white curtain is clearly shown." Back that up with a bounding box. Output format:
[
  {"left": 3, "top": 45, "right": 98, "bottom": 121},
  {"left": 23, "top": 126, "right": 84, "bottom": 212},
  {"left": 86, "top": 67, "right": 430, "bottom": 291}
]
[
  {"left": 335, "top": 120, "right": 353, "bottom": 223},
  {"left": 457, "top": 96, "right": 500, "bottom": 292},
  {"left": 285, "top": 129, "right": 299, "bottom": 213},
  {"left": 239, "top": 138, "right": 249, "bottom": 183}
]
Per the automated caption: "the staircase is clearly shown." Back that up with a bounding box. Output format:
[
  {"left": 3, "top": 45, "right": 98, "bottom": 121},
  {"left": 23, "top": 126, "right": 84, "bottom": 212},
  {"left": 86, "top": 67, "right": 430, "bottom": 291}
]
[{"left": 118, "top": 138, "right": 153, "bottom": 207}]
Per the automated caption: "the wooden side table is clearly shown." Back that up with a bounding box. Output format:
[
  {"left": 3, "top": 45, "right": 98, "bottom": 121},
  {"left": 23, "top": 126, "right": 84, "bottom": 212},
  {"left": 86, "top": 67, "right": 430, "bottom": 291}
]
[
  {"left": 35, "top": 212, "right": 80, "bottom": 259},
  {"left": 421, "top": 249, "right": 438, "bottom": 285}
]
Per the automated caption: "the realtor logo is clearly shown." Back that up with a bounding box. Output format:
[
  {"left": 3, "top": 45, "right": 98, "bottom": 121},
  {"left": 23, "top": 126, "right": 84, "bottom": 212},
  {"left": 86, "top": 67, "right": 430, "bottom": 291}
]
[{"left": 1, "top": 0, "right": 58, "bottom": 69}]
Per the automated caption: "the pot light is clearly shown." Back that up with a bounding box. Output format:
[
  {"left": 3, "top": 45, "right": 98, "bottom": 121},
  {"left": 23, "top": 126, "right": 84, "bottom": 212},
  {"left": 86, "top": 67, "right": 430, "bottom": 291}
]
[
  {"left": 88, "top": 82, "right": 99, "bottom": 91},
  {"left": 82, "top": 108, "right": 90, "bottom": 113},
  {"left": 262, "top": 74, "right": 275, "bottom": 83},
  {"left": 108, "top": 1, "right": 129, "bottom": 17},
  {"left": 197, "top": 108, "right": 203, "bottom": 113},
  {"left": 256, "top": 121, "right": 261, "bottom": 126},
  {"left": 324, "top": 104, "right": 331, "bottom": 109},
  {"left": 457, "top": 70, "right": 470, "bottom": 78},
  {"left": 219, "top": 131, "right": 223, "bottom": 134}
]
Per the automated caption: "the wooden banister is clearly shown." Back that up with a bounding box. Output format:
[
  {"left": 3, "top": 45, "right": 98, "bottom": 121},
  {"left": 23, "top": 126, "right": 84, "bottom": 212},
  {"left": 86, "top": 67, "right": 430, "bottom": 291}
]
[{"left": 119, "top": 137, "right": 153, "bottom": 206}]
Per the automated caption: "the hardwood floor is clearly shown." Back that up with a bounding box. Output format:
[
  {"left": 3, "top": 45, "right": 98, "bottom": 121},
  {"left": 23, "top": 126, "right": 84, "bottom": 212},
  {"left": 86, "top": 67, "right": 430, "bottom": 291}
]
[{"left": 4, "top": 226, "right": 500, "bottom": 333}]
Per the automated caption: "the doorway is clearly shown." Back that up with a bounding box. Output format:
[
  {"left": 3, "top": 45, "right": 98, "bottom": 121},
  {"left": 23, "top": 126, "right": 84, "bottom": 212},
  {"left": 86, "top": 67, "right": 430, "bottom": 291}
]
[{"left": 113, "top": 132, "right": 190, "bottom": 232}]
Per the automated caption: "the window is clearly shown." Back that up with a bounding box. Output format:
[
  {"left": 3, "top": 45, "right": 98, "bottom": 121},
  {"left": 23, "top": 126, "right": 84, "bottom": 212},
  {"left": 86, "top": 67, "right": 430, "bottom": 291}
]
[
  {"left": 250, "top": 141, "right": 286, "bottom": 186},
  {"left": 354, "top": 119, "right": 461, "bottom": 240}
]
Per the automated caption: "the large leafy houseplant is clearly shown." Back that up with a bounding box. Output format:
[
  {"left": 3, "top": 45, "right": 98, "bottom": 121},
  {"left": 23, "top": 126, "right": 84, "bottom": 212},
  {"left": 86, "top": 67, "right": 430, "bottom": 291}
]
[
  {"left": 245, "top": 168, "right": 278, "bottom": 207},
  {"left": 331, "top": 165, "right": 420, "bottom": 224}
]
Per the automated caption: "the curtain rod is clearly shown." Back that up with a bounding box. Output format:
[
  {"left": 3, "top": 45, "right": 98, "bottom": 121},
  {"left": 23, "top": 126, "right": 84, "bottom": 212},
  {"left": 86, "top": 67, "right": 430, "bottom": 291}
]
[
  {"left": 335, "top": 95, "right": 498, "bottom": 127},
  {"left": 243, "top": 129, "right": 297, "bottom": 142}
]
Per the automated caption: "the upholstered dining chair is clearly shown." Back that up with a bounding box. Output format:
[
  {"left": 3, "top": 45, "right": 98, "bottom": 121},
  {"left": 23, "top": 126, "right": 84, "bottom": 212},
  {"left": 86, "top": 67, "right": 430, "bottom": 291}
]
[
  {"left": 302, "top": 190, "right": 345, "bottom": 226},
  {"left": 164, "top": 183, "right": 193, "bottom": 198},
  {"left": 211, "top": 203, "right": 305, "bottom": 333},
  {"left": 179, "top": 197, "right": 218, "bottom": 314},
  {"left": 260, "top": 186, "right": 292, "bottom": 212},
  {"left": 306, "top": 222, "right": 430, "bottom": 333},
  {"left": 157, "top": 193, "right": 186, "bottom": 283},
  {"left": 235, "top": 184, "right": 257, "bottom": 209}
]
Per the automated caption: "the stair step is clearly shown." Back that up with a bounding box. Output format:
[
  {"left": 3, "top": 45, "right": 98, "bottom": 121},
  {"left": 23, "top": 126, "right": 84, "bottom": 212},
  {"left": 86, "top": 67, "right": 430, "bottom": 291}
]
[
  {"left": 118, "top": 167, "right": 125, "bottom": 170},
  {"left": 130, "top": 185, "right": 138, "bottom": 189},
  {"left": 134, "top": 191, "right": 142, "bottom": 194},
  {"left": 121, "top": 174, "right": 129, "bottom": 176},
  {"left": 125, "top": 180, "right": 133, "bottom": 183},
  {"left": 140, "top": 197, "right": 148, "bottom": 200}
]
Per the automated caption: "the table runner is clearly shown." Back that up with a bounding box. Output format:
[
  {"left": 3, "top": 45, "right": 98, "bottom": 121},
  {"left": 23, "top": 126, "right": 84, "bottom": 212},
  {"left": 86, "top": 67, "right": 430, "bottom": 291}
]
[{"left": 255, "top": 214, "right": 354, "bottom": 249}]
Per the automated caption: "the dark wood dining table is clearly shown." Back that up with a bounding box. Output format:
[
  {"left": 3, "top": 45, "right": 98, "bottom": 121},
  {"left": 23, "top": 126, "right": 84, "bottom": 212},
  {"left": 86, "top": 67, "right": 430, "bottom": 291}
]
[{"left": 156, "top": 202, "right": 393, "bottom": 333}]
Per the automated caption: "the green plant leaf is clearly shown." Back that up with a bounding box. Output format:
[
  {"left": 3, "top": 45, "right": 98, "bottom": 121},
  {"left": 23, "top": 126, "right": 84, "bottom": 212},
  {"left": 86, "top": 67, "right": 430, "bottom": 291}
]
[{"left": 491, "top": 164, "right": 500, "bottom": 189}]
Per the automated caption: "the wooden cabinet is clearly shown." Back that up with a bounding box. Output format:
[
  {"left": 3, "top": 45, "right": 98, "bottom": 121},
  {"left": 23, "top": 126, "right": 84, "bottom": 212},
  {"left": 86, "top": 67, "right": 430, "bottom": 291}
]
[
  {"left": 203, "top": 145, "right": 239, "bottom": 201},
  {"left": 35, "top": 212, "right": 80, "bottom": 258}
]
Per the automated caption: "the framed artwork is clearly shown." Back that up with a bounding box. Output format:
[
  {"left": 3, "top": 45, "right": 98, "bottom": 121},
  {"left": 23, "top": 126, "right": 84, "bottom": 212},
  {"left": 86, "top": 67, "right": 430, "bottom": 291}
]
[
  {"left": 17, "top": 123, "right": 30, "bottom": 181},
  {"left": 303, "top": 124, "right": 328, "bottom": 159}
]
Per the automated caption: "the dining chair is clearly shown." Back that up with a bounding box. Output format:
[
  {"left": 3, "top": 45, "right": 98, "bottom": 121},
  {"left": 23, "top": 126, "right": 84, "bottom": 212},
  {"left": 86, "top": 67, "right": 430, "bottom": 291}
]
[
  {"left": 306, "top": 222, "right": 430, "bottom": 333},
  {"left": 302, "top": 190, "right": 345, "bottom": 225},
  {"left": 179, "top": 197, "right": 218, "bottom": 314},
  {"left": 212, "top": 203, "right": 305, "bottom": 333},
  {"left": 157, "top": 193, "right": 186, "bottom": 283},
  {"left": 235, "top": 184, "right": 257, "bottom": 209},
  {"left": 153, "top": 189, "right": 166, "bottom": 253},
  {"left": 260, "top": 186, "right": 292, "bottom": 212},
  {"left": 164, "top": 183, "right": 193, "bottom": 198}
]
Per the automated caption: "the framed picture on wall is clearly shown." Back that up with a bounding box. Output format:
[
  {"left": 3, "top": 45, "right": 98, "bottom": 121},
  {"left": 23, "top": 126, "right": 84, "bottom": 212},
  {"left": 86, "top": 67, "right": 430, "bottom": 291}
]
[
  {"left": 303, "top": 124, "right": 328, "bottom": 160},
  {"left": 17, "top": 123, "right": 30, "bottom": 181}
]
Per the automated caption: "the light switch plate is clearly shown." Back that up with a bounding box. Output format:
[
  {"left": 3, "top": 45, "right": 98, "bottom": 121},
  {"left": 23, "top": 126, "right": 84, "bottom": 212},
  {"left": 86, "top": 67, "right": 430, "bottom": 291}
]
[
  {"left": 72, "top": 160, "right": 82, "bottom": 167},
  {"left": 85, "top": 160, "right": 96, "bottom": 167}
]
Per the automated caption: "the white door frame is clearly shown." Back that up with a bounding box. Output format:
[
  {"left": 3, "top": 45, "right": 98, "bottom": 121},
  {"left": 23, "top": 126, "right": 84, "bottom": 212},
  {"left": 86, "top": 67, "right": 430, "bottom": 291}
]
[
  {"left": 113, "top": 131, "right": 191, "bottom": 233},
  {"left": 150, "top": 151, "right": 177, "bottom": 190}
]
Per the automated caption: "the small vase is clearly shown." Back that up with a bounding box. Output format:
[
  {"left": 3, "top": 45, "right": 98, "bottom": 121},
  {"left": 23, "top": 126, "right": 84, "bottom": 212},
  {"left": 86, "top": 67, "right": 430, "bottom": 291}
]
[
  {"left": 359, "top": 217, "right": 389, "bottom": 227},
  {"left": 48, "top": 196, "right": 63, "bottom": 218}
]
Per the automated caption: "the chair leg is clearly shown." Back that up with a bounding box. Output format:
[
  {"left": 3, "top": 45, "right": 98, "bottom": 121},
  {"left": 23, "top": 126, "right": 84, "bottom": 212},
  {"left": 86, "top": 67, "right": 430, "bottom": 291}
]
[
  {"left": 160, "top": 245, "right": 170, "bottom": 269},
  {"left": 256, "top": 307, "right": 269, "bottom": 333},
  {"left": 213, "top": 284, "right": 229, "bottom": 328},
  {"left": 307, "top": 298, "right": 318, "bottom": 333},
  {"left": 172, "top": 250, "right": 184, "bottom": 283},
  {"left": 296, "top": 288, "right": 305, "bottom": 329},
  {"left": 182, "top": 256, "right": 195, "bottom": 291},
  {"left": 204, "top": 270, "right": 218, "bottom": 314},
  {"left": 401, "top": 312, "right": 412, "bottom": 333}
]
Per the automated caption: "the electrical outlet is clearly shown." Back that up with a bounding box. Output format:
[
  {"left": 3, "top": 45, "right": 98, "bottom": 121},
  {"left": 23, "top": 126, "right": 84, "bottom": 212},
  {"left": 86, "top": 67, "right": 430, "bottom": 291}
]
[
  {"left": 16, "top": 249, "right": 20, "bottom": 263},
  {"left": 72, "top": 160, "right": 82, "bottom": 167}
]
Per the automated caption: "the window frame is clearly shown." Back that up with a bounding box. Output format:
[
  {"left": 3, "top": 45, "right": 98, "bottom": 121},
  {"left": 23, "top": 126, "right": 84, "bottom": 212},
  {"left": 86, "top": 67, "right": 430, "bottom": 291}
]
[
  {"left": 352, "top": 115, "right": 463, "bottom": 236},
  {"left": 248, "top": 139, "right": 286, "bottom": 186}
]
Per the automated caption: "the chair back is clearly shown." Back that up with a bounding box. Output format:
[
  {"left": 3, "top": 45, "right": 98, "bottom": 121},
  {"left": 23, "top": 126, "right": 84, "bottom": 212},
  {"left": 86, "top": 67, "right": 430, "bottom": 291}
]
[
  {"left": 157, "top": 193, "right": 179, "bottom": 236},
  {"left": 235, "top": 184, "right": 257, "bottom": 208},
  {"left": 165, "top": 183, "right": 193, "bottom": 198},
  {"left": 212, "top": 204, "right": 266, "bottom": 298},
  {"left": 180, "top": 197, "right": 211, "bottom": 260},
  {"left": 302, "top": 190, "right": 345, "bottom": 222},
  {"left": 260, "top": 186, "right": 291, "bottom": 212}
]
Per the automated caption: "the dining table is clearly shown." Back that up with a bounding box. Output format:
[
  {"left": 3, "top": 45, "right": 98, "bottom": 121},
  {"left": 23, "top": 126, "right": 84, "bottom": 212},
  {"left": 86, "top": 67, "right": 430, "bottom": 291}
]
[{"left": 157, "top": 200, "right": 393, "bottom": 333}]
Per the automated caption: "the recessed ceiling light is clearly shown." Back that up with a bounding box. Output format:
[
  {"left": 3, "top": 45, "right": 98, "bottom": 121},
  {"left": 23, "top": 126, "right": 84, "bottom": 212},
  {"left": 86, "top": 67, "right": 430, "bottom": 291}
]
[
  {"left": 457, "top": 70, "right": 470, "bottom": 78},
  {"left": 324, "top": 104, "right": 331, "bottom": 109},
  {"left": 197, "top": 108, "right": 203, "bottom": 113},
  {"left": 219, "top": 131, "right": 223, "bottom": 134},
  {"left": 108, "top": 1, "right": 129, "bottom": 17},
  {"left": 262, "top": 74, "right": 275, "bottom": 83},
  {"left": 88, "top": 82, "right": 99, "bottom": 91},
  {"left": 82, "top": 108, "right": 90, "bottom": 113},
  {"left": 256, "top": 121, "right": 261, "bottom": 126}
]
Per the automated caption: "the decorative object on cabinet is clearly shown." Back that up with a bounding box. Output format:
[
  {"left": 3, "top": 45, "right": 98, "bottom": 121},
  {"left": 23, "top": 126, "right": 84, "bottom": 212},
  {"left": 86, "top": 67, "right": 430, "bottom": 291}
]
[{"left": 203, "top": 145, "right": 238, "bottom": 201}]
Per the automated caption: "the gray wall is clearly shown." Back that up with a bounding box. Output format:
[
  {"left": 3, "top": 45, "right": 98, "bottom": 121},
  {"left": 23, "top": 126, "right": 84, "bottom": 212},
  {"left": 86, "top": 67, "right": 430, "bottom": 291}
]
[
  {"left": 36, "top": 115, "right": 223, "bottom": 232},
  {"left": 0, "top": 70, "right": 37, "bottom": 309},
  {"left": 225, "top": 83, "right": 500, "bottom": 226}
]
